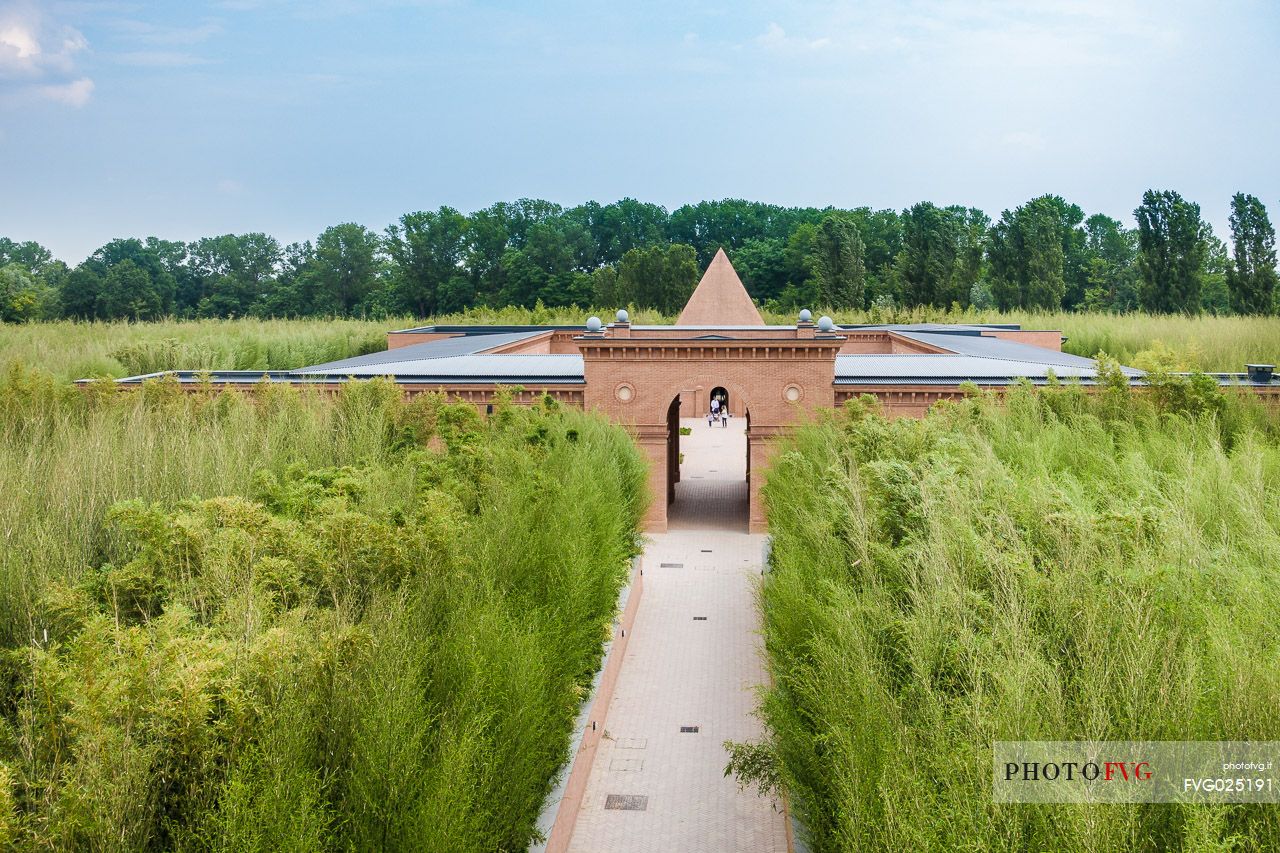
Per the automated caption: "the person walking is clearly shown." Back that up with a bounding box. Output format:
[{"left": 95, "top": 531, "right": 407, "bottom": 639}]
[{"left": 709, "top": 396, "right": 720, "bottom": 426}]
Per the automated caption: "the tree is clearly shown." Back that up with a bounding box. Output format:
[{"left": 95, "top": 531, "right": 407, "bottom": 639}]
[
  {"left": 613, "top": 243, "right": 700, "bottom": 313},
  {"left": 951, "top": 207, "right": 990, "bottom": 306},
  {"left": 1200, "top": 236, "right": 1231, "bottom": 314},
  {"left": 96, "top": 259, "right": 162, "bottom": 320},
  {"left": 1026, "top": 196, "right": 1088, "bottom": 308},
  {"left": 188, "top": 233, "right": 281, "bottom": 317},
  {"left": 0, "top": 263, "right": 59, "bottom": 321},
  {"left": 60, "top": 266, "right": 103, "bottom": 319},
  {"left": 497, "top": 219, "right": 594, "bottom": 308},
  {"left": 62, "top": 239, "right": 178, "bottom": 319},
  {"left": 145, "top": 237, "right": 197, "bottom": 315},
  {"left": 668, "top": 200, "right": 823, "bottom": 267},
  {"left": 1225, "top": 193, "right": 1278, "bottom": 315},
  {"left": 567, "top": 198, "right": 668, "bottom": 267},
  {"left": 732, "top": 238, "right": 791, "bottom": 303},
  {"left": 895, "top": 202, "right": 979, "bottom": 308},
  {"left": 313, "top": 224, "right": 382, "bottom": 315},
  {"left": 465, "top": 205, "right": 512, "bottom": 304},
  {"left": 987, "top": 196, "right": 1068, "bottom": 311},
  {"left": 1134, "top": 190, "right": 1210, "bottom": 313},
  {"left": 806, "top": 214, "right": 866, "bottom": 308},
  {"left": 257, "top": 241, "right": 319, "bottom": 316},
  {"left": 1081, "top": 214, "right": 1138, "bottom": 311},
  {"left": 0, "top": 238, "right": 54, "bottom": 275},
  {"left": 385, "top": 208, "right": 472, "bottom": 316}
]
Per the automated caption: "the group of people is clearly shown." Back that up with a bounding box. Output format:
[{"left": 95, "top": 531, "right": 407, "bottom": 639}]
[{"left": 707, "top": 396, "right": 730, "bottom": 427}]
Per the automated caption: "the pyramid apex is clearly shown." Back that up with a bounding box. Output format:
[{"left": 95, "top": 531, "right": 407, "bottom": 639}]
[{"left": 677, "top": 248, "right": 763, "bottom": 326}]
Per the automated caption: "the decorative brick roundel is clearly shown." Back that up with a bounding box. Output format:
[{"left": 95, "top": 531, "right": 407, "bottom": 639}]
[
  {"left": 783, "top": 383, "right": 803, "bottom": 403},
  {"left": 615, "top": 383, "right": 635, "bottom": 403}
]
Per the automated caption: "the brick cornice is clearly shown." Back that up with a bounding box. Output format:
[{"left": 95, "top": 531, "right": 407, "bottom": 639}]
[{"left": 577, "top": 337, "right": 846, "bottom": 362}]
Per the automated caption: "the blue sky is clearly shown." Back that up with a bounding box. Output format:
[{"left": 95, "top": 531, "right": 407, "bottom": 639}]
[{"left": 2, "top": 0, "right": 1278, "bottom": 263}]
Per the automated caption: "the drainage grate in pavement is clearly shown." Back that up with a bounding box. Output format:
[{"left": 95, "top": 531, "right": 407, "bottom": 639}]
[
  {"left": 610, "top": 757, "right": 644, "bottom": 771},
  {"left": 693, "top": 616, "right": 708, "bottom": 621},
  {"left": 615, "top": 737, "right": 648, "bottom": 749},
  {"left": 659, "top": 562, "right": 683, "bottom": 568},
  {"left": 605, "top": 794, "right": 648, "bottom": 811},
  {"left": 679, "top": 726, "right": 700, "bottom": 733},
  {"left": 700, "top": 549, "right": 713, "bottom": 553}
]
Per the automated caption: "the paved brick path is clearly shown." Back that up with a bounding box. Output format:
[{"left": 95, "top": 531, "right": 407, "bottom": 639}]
[{"left": 566, "top": 419, "right": 788, "bottom": 852}]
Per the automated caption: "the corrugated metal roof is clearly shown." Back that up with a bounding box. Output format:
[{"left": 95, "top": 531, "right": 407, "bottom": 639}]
[
  {"left": 632, "top": 324, "right": 799, "bottom": 330},
  {"left": 300, "top": 353, "right": 585, "bottom": 381},
  {"left": 391, "top": 324, "right": 582, "bottom": 335},
  {"left": 835, "top": 354, "right": 1141, "bottom": 383},
  {"left": 892, "top": 330, "right": 1097, "bottom": 368},
  {"left": 850, "top": 322, "right": 1022, "bottom": 332},
  {"left": 293, "top": 330, "right": 547, "bottom": 372}
]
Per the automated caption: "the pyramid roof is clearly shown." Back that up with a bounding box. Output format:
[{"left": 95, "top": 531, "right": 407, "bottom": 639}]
[{"left": 676, "top": 248, "right": 764, "bottom": 326}]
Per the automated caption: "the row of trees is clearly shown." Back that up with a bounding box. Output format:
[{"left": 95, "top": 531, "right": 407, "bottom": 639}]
[{"left": 2, "top": 192, "right": 1276, "bottom": 322}]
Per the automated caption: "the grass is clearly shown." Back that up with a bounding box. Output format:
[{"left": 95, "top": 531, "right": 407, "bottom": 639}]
[
  {"left": 4, "top": 310, "right": 1278, "bottom": 383},
  {"left": 0, "top": 365, "right": 648, "bottom": 850},
  {"left": 746, "top": 379, "right": 1280, "bottom": 851},
  {"left": 0, "top": 317, "right": 400, "bottom": 381}
]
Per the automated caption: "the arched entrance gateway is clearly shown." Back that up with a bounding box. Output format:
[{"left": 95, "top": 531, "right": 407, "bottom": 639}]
[
  {"left": 579, "top": 249, "right": 843, "bottom": 533},
  {"left": 709, "top": 386, "right": 729, "bottom": 416}
]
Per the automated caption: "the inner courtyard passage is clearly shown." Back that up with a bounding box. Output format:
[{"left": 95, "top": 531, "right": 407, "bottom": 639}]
[{"left": 565, "top": 418, "right": 788, "bottom": 852}]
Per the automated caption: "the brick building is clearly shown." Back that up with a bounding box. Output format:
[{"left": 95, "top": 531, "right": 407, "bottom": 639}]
[{"left": 109, "top": 249, "right": 1278, "bottom": 531}]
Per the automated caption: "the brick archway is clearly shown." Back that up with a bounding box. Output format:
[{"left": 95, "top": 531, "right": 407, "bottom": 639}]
[{"left": 577, "top": 333, "right": 844, "bottom": 532}]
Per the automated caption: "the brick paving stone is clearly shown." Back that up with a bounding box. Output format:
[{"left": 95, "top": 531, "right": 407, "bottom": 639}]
[{"left": 566, "top": 420, "right": 787, "bottom": 853}]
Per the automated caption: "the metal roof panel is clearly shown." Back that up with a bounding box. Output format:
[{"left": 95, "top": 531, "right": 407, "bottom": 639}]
[
  {"left": 293, "top": 330, "right": 547, "bottom": 372},
  {"left": 891, "top": 331, "right": 1096, "bottom": 367},
  {"left": 300, "top": 353, "right": 585, "bottom": 379},
  {"left": 834, "top": 354, "right": 1141, "bottom": 381}
]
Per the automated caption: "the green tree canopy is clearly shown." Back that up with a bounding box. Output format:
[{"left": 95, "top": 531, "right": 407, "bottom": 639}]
[
  {"left": 313, "top": 224, "right": 382, "bottom": 314},
  {"left": 188, "top": 233, "right": 282, "bottom": 317},
  {"left": 385, "top": 208, "right": 472, "bottom": 316},
  {"left": 895, "top": 202, "right": 983, "bottom": 308},
  {"left": 1135, "top": 189, "right": 1210, "bottom": 313},
  {"left": 988, "top": 196, "right": 1068, "bottom": 311},
  {"left": 96, "top": 259, "right": 163, "bottom": 320},
  {"left": 1081, "top": 214, "right": 1138, "bottom": 311},
  {"left": 610, "top": 243, "right": 700, "bottom": 314},
  {"left": 0, "top": 263, "right": 59, "bottom": 321},
  {"left": 807, "top": 213, "right": 866, "bottom": 309},
  {"left": 0, "top": 238, "right": 54, "bottom": 275},
  {"left": 1225, "top": 193, "right": 1278, "bottom": 315}
]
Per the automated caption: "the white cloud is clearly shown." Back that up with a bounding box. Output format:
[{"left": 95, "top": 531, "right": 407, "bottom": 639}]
[
  {"left": 38, "top": 76, "right": 94, "bottom": 107},
  {"left": 0, "top": 3, "right": 93, "bottom": 106},
  {"left": 755, "top": 22, "right": 831, "bottom": 53},
  {"left": 0, "top": 24, "right": 39, "bottom": 60},
  {"left": 111, "top": 19, "right": 223, "bottom": 46}
]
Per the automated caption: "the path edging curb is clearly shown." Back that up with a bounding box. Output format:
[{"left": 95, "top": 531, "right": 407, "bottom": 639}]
[{"left": 529, "top": 553, "right": 645, "bottom": 853}]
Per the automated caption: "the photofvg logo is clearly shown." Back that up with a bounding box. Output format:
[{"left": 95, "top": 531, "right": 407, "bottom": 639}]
[
  {"left": 1003, "top": 758, "right": 1152, "bottom": 784},
  {"left": 993, "top": 742, "right": 1280, "bottom": 803}
]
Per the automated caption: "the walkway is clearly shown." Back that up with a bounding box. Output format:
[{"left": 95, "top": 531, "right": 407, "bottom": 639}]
[{"left": 565, "top": 419, "right": 787, "bottom": 853}]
